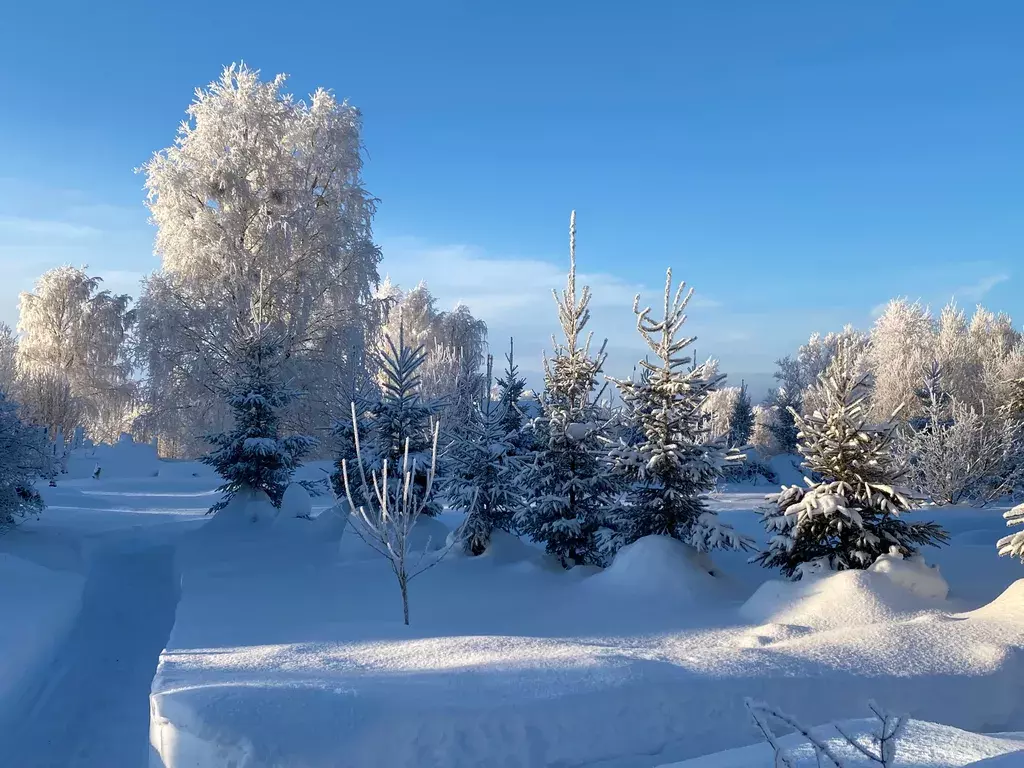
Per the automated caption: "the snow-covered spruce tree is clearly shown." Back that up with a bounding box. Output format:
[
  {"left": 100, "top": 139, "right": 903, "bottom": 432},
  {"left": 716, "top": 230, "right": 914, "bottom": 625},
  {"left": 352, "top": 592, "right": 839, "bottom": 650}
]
[
  {"left": 515, "top": 212, "right": 621, "bottom": 567},
  {"left": 728, "top": 381, "right": 754, "bottom": 447},
  {"left": 998, "top": 504, "right": 1024, "bottom": 563},
  {"left": 363, "top": 327, "right": 444, "bottom": 518},
  {"left": 764, "top": 384, "right": 801, "bottom": 454},
  {"left": 603, "top": 269, "right": 749, "bottom": 557},
  {"left": 0, "top": 391, "right": 55, "bottom": 532},
  {"left": 496, "top": 337, "right": 529, "bottom": 446},
  {"left": 447, "top": 356, "right": 521, "bottom": 554},
  {"left": 202, "top": 290, "right": 315, "bottom": 514},
  {"left": 754, "top": 342, "right": 948, "bottom": 578}
]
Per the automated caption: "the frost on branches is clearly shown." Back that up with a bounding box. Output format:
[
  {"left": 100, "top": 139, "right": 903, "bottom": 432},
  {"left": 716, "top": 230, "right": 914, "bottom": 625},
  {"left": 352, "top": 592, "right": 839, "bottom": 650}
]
[
  {"left": 755, "top": 342, "right": 948, "bottom": 579},
  {"left": 0, "top": 391, "right": 54, "bottom": 532},
  {"left": 202, "top": 293, "right": 315, "bottom": 514},
  {"left": 447, "top": 355, "right": 520, "bottom": 555},
  {"left": 516, "top": 212, "right": 620, "bottom": 568},
  {"left": 137, "top": 63, "right": 381, "bottom": 454},
  {"left": 604, "top": 269, "right": 750, "bottom": 556},
  {"left": 998, "top": 504, "right": 1024, "bottom": 563}
]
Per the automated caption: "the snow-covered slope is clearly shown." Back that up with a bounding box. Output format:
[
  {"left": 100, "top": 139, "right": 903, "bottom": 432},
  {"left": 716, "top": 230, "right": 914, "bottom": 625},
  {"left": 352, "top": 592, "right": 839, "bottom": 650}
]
[{"left": 658, "top": 719, "right": 1024, "bottom": 767}]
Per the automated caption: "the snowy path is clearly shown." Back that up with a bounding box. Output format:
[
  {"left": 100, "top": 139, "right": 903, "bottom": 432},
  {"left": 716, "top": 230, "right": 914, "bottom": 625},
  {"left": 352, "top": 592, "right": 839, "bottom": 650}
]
[{"left": 5, "top": 539, "right": 181, "bottom": 767}]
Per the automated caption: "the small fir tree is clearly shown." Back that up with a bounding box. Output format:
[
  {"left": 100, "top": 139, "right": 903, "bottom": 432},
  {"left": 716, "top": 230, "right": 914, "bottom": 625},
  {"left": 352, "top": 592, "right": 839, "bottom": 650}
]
[
  {"left": 0, "top": 392, "right": 54, "bottom": 532},
  {"left": 754, "top": 342, "right": 949, "bottom": 579},
  {"left": 515, "top": 211, "right": 621, "bottom": 567},
  {"left": 202, "top": 290, "right": 315, "bottom": 513},
  {"left": 728, "top": 381, "right": 754, "bottom": 447},
  {"left": 362, "top": 327, "right": 444, "bottom": 517},
  {"left": 765, "top": 385, "right": 801, "bottom": 454},
  {"left": 496, "top": 337, "right": 529, "bottom": 451},
  {"left": 603, "top": 269, "right": 750, "bottom": 556},
  {"left": 448, "top": 356, "right": 521, "bottom": 554}
]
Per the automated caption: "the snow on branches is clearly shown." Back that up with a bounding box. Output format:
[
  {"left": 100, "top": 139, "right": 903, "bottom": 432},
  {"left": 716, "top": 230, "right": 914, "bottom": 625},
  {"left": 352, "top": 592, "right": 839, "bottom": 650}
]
[
  {"left": 998, "top": 503, "right": 1024, "bottom": 563},
  {"left": 604, "top": 268, "right": 750, "bottom": 556},
  {"left": 0, "top": 391, "right": 54, "bottom": 533},
  {"left": 755, "top": 341, "right": 948, "bottom": 579}
]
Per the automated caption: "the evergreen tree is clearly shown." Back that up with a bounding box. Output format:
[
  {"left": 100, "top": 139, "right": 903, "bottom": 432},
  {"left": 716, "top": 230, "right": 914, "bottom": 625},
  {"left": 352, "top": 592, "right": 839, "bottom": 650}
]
[
  {"left": 201, "top": 291, "right": 316, "bottom": 514},
  {"left": 448, "top": 356, "right": 521, "bottom": 554},
  {"left": 329, "top": 383, "right": 377, "bottom": 500},
  {"left": 0, "top": 391, "right": 54, "bottom": 532},
  {"left": 728, "top": 381, "right": 754, "bottom": 447},
  {"left": 603, "top": 269, "right": 750, "bottom": 556},
  {"left": 364, "top": 328, "right": 444, "bottom": 517},
  {"left": 754, "top": 342, "right": 948, "bottom": 579},
  {"left": 765, "top": 385, "right": 801, "bottom": 454},
  {"left": 496, "top": 337, "right": 528, "bottom": 447},
  {"left": 998, "top": 503, "right": 1024, "bottom": 563},
  {"left": 515, "top": 212, "right": 620, "bottom": 567}
]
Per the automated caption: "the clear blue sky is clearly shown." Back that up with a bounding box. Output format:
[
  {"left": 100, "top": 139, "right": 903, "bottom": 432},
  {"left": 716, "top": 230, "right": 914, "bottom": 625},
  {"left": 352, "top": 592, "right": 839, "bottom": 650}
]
[{"left": 1, "top": 1, "right": 1021, "bottom": 394}]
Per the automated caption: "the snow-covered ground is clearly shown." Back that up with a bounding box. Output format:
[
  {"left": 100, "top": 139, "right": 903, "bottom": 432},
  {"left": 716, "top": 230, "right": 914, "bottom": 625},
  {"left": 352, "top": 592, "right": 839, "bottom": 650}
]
[{"left": 2, "top": 446, "right": 1023, "bottom": 767}]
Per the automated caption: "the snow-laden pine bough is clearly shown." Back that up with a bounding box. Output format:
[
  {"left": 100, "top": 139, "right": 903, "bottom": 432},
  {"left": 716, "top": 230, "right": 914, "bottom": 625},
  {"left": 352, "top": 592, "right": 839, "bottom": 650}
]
[
  {"left": 997, "top": 503, "right": 1024, "bottom": 563},
  {"left": 340, "top": 403, "right": 465, "bottom": 625},
  {"left": 745, "top": 698, "right": 907, "bottom": 768}
]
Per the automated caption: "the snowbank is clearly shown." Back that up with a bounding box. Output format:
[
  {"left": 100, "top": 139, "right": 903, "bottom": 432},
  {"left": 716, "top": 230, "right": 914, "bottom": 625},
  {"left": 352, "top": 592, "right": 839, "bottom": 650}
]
[
  {"left": 0, "top": 554, "right": 84, "bottom": 724},
  {"left": 152, "top": 504, "right": 1024, "bottom": 768},
  {"left": 740, "top": 569, "right": 934, "bottom": 630},
  {"left": 585, "top": 535, "right": 730, "bottom": 603},
  {"left": 659, "top": 718, "right": 1024, "bottom": 767},
  {"left": 869, "top": 552, "right": 950, "bottom": 600}
]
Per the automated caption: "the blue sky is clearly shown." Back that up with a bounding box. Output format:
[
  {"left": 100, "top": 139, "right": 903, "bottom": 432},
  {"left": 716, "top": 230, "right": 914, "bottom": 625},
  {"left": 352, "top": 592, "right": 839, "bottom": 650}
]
[{"left": 1, "top": 1, "right": 1021, "bottom": 395}]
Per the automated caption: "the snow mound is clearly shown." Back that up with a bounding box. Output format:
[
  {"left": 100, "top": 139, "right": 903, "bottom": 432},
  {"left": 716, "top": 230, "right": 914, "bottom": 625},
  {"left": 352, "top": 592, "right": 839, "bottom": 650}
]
[
  {"left": 660, "top": 718, "right": 1024, "bottom": 767},
  {"left": 967, "top": 579, "right": 1024, "bottom": 623},
  {"left": 202, "top": 487, "right": 277, "bottom": 533},
  {"left": 869, "top": 552, "right": 950, "bottom": 600},
  {"left": 280, "top": 482, "right": 313, "bottom": 519},
  {"left": 408, "top": 515, "right": 450, "bottom": 553},
  {"left": 309, "top": 505, "right": 349, "bottom": 541},
  {"left": 587, "top": 535, "right": 723, "bottom": 601},
  {"left": 740, "top": 569, "right": 933, "bottom": 630}
]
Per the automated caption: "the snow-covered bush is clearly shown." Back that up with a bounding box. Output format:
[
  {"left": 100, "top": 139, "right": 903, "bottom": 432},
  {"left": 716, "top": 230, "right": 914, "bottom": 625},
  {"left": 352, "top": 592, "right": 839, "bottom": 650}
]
[
  {"left": 998, "top": 503, "right": 1024, "bottom": 563},
  {"left": 516, "top": 212, "right": 621, "bottom": 567},
  {"left": 754, "top": 341, "right": 948, "bottom": 579},
  {"left": 341, "top": 405, "right": 454, "bottom": 624},
  {"left": 202, "top": 293, "right": 315, "bottom": 514},
  {"left": 0, "top": 391, "right": 54, "bottom": 532},
  {"left": 604, "top": 268, "right": 750, "bottom": 556}
]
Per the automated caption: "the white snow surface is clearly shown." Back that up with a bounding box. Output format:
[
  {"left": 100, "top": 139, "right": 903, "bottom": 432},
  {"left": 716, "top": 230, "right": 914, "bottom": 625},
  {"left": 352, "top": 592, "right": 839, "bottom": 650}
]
[
  {"left": 659, "top": 718, "right": 1024, "bottom": 767},
  {"left": 2, "top": 442, "right": 1023, "bottom": 768},
  {"left": 280, "top": 481, "right": 313, "bottom": 519},
  {"left": 869, "top": 551, "right": 950, "bottom": 600},
  {"left": 151, "top": 483, "right": 1024, "bottom": 768}
]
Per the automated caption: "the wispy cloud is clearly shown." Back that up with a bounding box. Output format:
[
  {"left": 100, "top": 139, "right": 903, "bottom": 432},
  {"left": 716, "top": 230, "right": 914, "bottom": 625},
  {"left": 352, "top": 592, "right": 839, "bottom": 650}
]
[
  {"left": 954, "top": 273, "right": 1010, "bottom": 303},
  {"left": 0, "top": 216, "right": 102, "bottom": 240}
]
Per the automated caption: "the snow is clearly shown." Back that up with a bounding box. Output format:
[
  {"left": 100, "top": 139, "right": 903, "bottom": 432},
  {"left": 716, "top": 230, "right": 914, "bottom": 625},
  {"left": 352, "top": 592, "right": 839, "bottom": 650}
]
[
  {"left": 585, "top": 534, "right": 730, "bottom": 602},
  {"left": 280, "top": 481, "right": 313, "bottom": 519},
  {"left": 659, "top": 718, "right": 1024, "bottom": 767},
  {"left": 2, "top": 445, "right": 1022, "bottom": 768},
  {"left": 869, "top": 551, "right": 950, "bottom": 599},
  {"left": 150, "top": 487, "right": 1024, "bottom": 768}
]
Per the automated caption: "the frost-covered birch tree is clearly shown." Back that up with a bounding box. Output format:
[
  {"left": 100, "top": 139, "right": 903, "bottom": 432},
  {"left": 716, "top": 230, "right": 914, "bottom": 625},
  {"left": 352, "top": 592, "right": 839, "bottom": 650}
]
[
  {"left": 136, "top": 63, "right": 382, "bottom": 454},
  {"left": 16, "top": 266, "right": 136, "bottom": 441},
  {"left": 603, "top": 269, "right": 749, "bottom": 556},
  {"left": 515, "top": 212, "right": 620, "bottom": 567}
]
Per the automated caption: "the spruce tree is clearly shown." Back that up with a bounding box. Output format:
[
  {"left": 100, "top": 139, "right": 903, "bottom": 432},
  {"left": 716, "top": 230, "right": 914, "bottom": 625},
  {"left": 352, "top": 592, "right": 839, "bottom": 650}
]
[
  {"left": 515, "top": 211, "right": 620, "bottom": 567},
  {"left": 496, "top": 337, "right": 528, "bottom": 449},
  {"left": 0, "top": 391, "right": 54, "bottom": 532},
  {"left": 448, "top": 356, "right": 521, "bottom": 554},
  {"left": 998, "top": 503, "right": 1024, "bottom": 563},
  {"left": 603, "top": 269, "right": 749, "bottom": 556},
  {"left": 362, "top": 328, "right": 444, "bottom": 517},
  {"left": 754, "top": 341, "right": 948, "bottom": 579},
  {"left": 728, "top": 381, "right": 754, "bottom": 447},
  {"left": 202, "top": 292, "right": 315, "bottom": 514}
]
